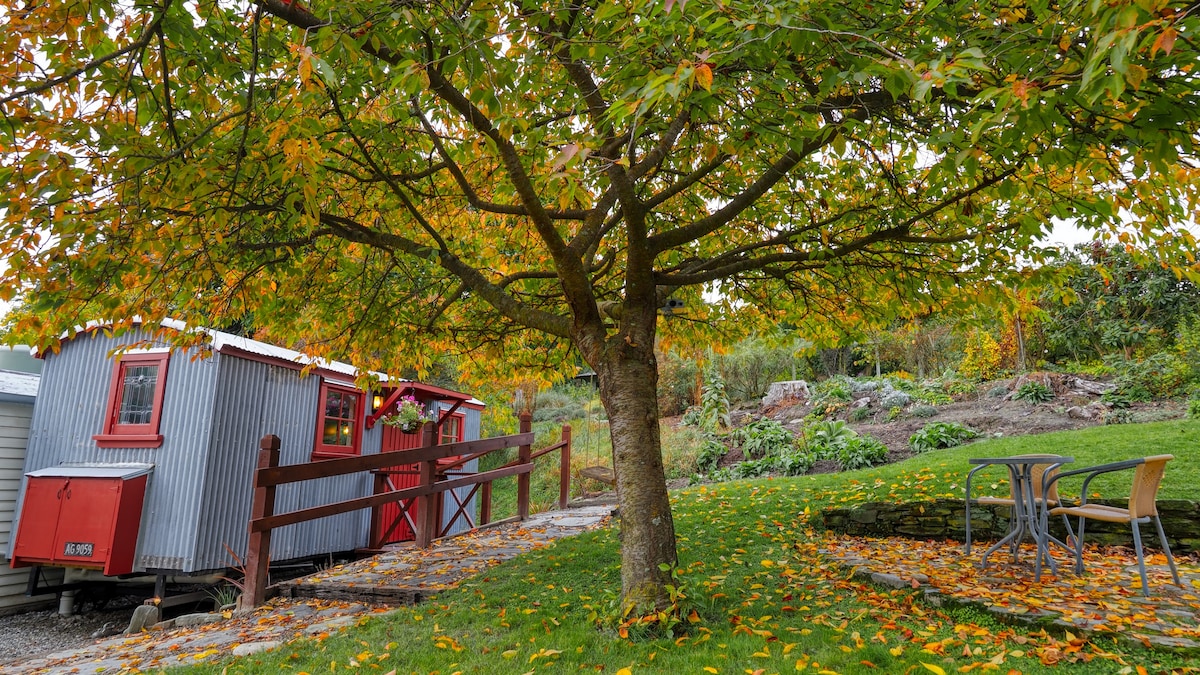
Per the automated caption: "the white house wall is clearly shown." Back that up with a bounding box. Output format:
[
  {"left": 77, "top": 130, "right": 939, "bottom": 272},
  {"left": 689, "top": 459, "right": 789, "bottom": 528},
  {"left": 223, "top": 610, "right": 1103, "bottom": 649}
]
[{"left": 0, "top": 400, "right": 61, "bottom": 613}]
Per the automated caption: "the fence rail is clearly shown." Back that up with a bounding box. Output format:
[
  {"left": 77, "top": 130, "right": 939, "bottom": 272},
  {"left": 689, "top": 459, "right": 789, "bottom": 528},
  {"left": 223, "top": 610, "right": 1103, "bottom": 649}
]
[{"left": 240, "top": 413, "right": 571, "bottom": 608}]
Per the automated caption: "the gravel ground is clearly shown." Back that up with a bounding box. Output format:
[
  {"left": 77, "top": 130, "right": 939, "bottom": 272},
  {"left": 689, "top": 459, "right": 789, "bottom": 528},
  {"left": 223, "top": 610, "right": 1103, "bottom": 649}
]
[{"left": 0, "top": 598, "right": 142, "bottom": 668}]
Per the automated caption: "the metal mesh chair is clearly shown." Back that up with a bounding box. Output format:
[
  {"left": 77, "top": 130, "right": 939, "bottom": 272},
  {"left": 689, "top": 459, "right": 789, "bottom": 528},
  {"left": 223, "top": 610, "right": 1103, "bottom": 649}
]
[
  {"left": 1046, "top": 455, "right": 1181, "bottom": 596},
  {"left": 965, "top": 455, "right": 1067, "bottom": 556}
]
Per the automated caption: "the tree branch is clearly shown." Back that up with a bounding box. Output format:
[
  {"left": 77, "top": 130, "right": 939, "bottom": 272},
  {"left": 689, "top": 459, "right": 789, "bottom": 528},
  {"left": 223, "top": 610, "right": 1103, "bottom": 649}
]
[{"left": 0, "top": 2, "right": 172, "bottom": 106}]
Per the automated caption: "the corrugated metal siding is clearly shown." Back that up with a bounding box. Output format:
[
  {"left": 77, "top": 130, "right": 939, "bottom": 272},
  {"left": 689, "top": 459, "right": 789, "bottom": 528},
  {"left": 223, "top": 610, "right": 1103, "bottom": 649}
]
[
  {"left": 196, "top": 361, "right": 374, "bottom": 570},
  {"left": 257, "top": 370, "right": 372, "bottom": 563},
  {"left": 0, "top": 400, "right": 60, "bottom": 612},
  {"left": 190, "top": 354, "right": 268, "bottom": 571},
  {"left": 10, "top": 330, "right": 219, "bottom": 572},
  {"left": 439, "top": 405, "right": 481, "bottom": 537}
]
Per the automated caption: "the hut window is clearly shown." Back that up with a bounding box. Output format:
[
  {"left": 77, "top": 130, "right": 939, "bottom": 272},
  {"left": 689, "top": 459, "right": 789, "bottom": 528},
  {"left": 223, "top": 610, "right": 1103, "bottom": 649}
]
[
  {"left": 94, "top": 351, "right": 170, "bottom": 448},
  {"left": 314, "top": 381, "right": 362, "bottom": 458},
  {"left": 439, "top": 413, "right": 464, "bottom": 445}
]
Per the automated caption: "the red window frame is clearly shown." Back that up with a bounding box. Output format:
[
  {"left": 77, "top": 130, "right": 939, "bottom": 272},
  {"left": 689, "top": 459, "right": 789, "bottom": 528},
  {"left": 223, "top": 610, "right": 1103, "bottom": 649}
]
[
  {"left": 313, "top": 381, "right": 363, "bottom": 459},
  {"left": 93, "top": 351, "right": 171, "bottom": 449},
  {"left": 438, "top": 412, "right": 465, "bottom": 445}
]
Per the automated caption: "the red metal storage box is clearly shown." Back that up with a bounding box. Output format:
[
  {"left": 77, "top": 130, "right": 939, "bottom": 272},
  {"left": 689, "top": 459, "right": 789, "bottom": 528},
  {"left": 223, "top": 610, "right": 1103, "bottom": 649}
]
[{"left": 12, "top": 465, "right": 153, "bottom": 576}]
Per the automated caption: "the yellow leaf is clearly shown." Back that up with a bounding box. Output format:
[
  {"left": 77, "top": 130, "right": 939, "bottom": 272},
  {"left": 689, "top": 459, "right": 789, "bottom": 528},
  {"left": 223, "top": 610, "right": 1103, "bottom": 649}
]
[
  {"left": 695, "top": 63, "right": 713, "bottom": 91},
  {"left": 502, "top": 650, "right": 518, "bottom": 659},
  {"left": 616, "top": 668, "right": 633, "bottom": 675},
  {"left": 703, "top": 668, "right": 718, "bottom": 674},
  {"left": 921, "top": 664, "right": 947, "bottom": 675}
]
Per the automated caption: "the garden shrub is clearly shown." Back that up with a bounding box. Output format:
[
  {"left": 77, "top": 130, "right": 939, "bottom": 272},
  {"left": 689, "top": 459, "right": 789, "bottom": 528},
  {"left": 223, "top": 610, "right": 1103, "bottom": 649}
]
[
  {"left": 657, "top": 351, "right": 700, "bottom": 417},
  {"left": 837, "top": 436, "right": 889, "bottom": 470},
  {"left": 879, "top": 390, "right": 911, "bottom": 408},
  {"left": 802, "top": 419, "right": 856, "bottom": 459},
  {"left": 1100, "top": 391, "right": 1132, "bottom": 409},
  {"left": 1109, "top": 352, "right": 1190, "bottom": 400},
  {"left": 679, "top": 406, "right": 703, "bottom": 427},
  {"left": 716, "top": 335, "right": 813, "bottom": 404},
  {"left": 699, "top": 369, "right": 732, "bottom": 431},
  {"left": 909, "top": 422, "right": 979, "bottom": 453},
  {"left": 696, "top": 438, "right": 728, "bottom": 473},
  {"left": 733, "top": 418, "right": 795, "bottom": 459},
  {"left": 849, "top": 406, "right": 872, "bottom": 422},
  {"left": 1104, "top": 409, "right": 1134, "bottom": 425},
  {"left": 942, "top": 378, "right": 977, "bottom": 397},
  {"left": 958, "top": 329, "right": 1003, "bottom": 381},
  {"left": 800, "top": 420, "right": 888, "bottom": 470},
  {"left": 775, "top": 451, "right": 817, "bottom": 476},
  {"left": 532, "top": 389, "right": 588, "bottom": 422},
  {"left": 910, "top": 404, "right": 938, "bottom": 418},
  {"left": 733, "top": 457, "right": 776, "bottom": 478},
  {"left": 1013, "top": 381, "right": 1054, "bottom": 404},
  {"left": 811, "top": 376, "right": 853, "bottom": 406},
  {"left": 914, "top": 388, "right": 953, "bottom": 406}
]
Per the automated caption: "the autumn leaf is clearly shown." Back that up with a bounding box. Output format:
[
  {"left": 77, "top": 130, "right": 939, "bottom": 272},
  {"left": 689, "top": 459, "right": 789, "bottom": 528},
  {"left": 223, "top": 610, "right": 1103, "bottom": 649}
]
[
  {"left": 694, "top": 63, "right": 713, "bottom": 91},
  {"left": 1151, "top": 27, "right": 1177, "bottom": 57}
]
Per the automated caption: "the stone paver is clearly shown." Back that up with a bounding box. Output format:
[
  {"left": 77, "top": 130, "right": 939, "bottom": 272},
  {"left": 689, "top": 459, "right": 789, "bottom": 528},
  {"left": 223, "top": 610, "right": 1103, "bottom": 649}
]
[
  {"left": 822, "top": 534, "right": 1200, "bottom": 653},
  {"left": 2, "top": 504, "right": 613, "bottom": 674}
]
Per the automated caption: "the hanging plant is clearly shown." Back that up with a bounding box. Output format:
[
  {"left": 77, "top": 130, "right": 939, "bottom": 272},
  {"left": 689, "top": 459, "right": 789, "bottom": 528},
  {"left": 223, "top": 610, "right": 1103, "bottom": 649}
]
[{"left": 379, "top": 395, "right": 433, "bottom": 433}]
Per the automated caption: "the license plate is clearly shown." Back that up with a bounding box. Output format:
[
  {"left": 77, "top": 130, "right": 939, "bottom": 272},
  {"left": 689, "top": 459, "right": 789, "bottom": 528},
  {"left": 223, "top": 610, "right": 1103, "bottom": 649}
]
[{"left": 63, "top": 542, "right": 94, "bottom": 557}]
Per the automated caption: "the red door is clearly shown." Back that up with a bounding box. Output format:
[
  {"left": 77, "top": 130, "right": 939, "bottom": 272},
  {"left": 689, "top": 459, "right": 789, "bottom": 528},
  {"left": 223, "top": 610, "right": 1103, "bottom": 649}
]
[
  {"left": 12, "top": 477, "right": 64, "bottom": 563},
  {"left": 377, "top": 424, "right": 424, "bottom": 543}
]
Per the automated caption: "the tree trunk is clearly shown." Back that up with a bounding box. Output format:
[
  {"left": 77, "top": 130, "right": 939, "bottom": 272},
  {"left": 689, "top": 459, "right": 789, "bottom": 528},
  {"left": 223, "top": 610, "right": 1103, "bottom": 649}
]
[{"left": 595, "top": 337, "right": 678, "bottom": 614}]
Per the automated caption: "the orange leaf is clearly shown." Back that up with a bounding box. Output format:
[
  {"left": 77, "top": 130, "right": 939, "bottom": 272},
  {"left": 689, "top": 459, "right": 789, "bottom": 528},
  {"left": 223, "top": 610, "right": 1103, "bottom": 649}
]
[
  {"left": 1151, "top": 27, "right": 1177, "bottom": 57},
  {"left": 695, "top": 63, "right": 713, "bottom": 91}
]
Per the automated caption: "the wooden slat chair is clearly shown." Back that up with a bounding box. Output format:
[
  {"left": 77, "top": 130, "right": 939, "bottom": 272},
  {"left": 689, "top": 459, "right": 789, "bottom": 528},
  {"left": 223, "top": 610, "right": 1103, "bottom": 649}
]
[
  {"left": 1045, "top": 455, "right": 1182, "bottom": 596},
  {"left": 964, "top": 455, "right": 1068, "bottom": 556}
]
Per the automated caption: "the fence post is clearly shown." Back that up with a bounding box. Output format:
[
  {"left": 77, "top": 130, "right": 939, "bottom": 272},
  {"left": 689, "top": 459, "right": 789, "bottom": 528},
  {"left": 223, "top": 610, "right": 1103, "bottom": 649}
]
[
  {"left": 415, "top": 421, "right": 440, "bottom": 548},
  {"left": 241, "top": 434, "right": 280, "bottom": 610},
  {"left": 518, "top": 413, "right": 532, "bottom": 520},
  {"left": 368, "top": 470, "right": 389, "bottom": 549},
  {"left": 559, "top": 424, "right": 571, "bottom": 509},
  {"left": 480, "top": 481, "right": 492, "bottom": 526}
]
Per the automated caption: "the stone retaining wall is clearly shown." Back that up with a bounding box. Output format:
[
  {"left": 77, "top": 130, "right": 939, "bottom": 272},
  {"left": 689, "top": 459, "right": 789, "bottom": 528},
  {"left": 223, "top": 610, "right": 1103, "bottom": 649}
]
[{"left": 821, "top": 499, "right": 1200, "bottom": 554}]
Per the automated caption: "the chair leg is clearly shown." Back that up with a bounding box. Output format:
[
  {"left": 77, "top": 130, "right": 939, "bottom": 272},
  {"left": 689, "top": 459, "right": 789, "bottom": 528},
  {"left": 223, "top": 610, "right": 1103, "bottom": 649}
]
[
  {"left": 1073, "top": 517, "right": 1086, "bottom": 575},
  {"left": 964, "top": 469, "right": 980, "bottom": 555},
  {"left": 1153, "top": 516, "right": 1182, "bottom": 587},
  {"left": 964, "top": 498, "right": 973, "bottom": 555},
  {"left": 1131, "top": 520, "right": 1150, "bottom": 597}
]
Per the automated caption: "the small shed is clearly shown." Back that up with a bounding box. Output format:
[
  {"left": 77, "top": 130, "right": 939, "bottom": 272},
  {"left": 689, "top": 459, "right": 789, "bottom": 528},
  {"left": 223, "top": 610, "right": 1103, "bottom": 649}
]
[
  {"left": 6, "top": 321, "right": 483, "bottom": 582},
  {"left": 0, "top": 347, "right": 64, "bottom": 613}
]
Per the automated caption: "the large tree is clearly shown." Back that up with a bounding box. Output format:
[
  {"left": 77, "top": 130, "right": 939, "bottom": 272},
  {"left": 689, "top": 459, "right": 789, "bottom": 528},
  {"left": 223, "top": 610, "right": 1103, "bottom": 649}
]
[{"left": 1, "top": 0, "right": 1197, "bottom": 612}]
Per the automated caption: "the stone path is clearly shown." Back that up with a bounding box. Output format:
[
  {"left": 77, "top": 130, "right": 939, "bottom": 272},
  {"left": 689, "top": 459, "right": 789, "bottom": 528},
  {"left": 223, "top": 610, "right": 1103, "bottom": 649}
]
[
  {"left": 822, "top": 535, "right": 1200, "bottom": 652},
  {"left": 3, "top": 505, "right": 613, "bottom": 674}
]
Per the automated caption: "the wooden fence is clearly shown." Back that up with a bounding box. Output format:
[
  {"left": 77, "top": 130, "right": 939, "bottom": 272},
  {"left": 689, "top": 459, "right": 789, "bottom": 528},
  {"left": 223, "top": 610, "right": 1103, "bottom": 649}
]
[{"left": 241, "top": 413, "right": 570, "bottom": 608}]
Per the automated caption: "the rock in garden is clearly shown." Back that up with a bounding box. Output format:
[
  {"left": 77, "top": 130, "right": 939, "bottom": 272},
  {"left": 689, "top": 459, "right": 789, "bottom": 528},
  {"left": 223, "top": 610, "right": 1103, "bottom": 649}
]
[
  {"left": 124, "top": 605, "right": 160, "bottom": 634},
  {"left": 853, "top": 397, "right": 871, "bottom": 409}
]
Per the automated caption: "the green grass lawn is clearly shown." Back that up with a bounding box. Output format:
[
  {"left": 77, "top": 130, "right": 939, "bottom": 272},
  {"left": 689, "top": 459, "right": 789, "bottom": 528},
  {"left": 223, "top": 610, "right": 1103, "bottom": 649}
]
[{"left": 174, "top": 419, "right": 1200, "bottom": 675}]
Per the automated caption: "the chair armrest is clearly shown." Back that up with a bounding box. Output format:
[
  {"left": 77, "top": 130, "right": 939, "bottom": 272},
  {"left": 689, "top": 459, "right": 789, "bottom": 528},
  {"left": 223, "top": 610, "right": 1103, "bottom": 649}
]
[
  {"left": 1043, "top": 458, "right": 1144, "bottom": 506},
  {"left": 965, "top": 463, "right": 1011, "bottom": 499}
]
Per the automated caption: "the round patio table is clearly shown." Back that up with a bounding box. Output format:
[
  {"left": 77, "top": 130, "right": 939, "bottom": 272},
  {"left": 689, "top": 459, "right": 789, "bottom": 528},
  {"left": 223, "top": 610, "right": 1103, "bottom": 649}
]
[{"left": 966, "top": 455, "right": 1073, "bottom": 577}]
